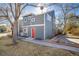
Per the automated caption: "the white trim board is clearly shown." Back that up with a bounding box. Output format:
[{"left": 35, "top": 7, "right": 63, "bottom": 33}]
[
  {"left": 30, "top": 24, "right": 44, "bottom": 26},
  {"left": 21, "top": 24, "right": 44, "bottom": 27},
  {"left": 44, "top": 13, "right": 45, "bottom": 40}
]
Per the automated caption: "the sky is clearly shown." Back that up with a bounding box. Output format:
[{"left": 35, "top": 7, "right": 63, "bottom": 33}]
[
  {"left": 0, "top": 3, "right": 56, "bottom": 26},
  {"left": 0, "top": 3, "right": 79, "bottom": 26}
]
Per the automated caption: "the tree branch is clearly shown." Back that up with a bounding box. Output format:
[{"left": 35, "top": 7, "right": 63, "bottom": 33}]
[
  {"left": 0, "top": 7, "right": 13, "bottom": 26},
  {"left": 9, "top": 3, "right": 15, "bottom": 20},
  {"left": 6, "top": 8, "right": 13, "bottom": 26},
  {"left": 18, "top": 3, "right": 28, "bottom": 18}
]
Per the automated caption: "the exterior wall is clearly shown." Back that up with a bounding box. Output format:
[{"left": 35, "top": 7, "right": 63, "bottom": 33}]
[
  {"left": 28, "top": 26, "right": 31, "bottom": 37},
  {"left": 31, "top": 14, "right": 44, "bottom": 25},
  {"left": 18, "top": 11, "right": 56, "bottom": 40},
  {"left": 34, "top": 26, "right": 44, "bottom": 40},
  {"left": 19, "top": 14, "right": 44, "bottom": 39},
  {"left": 45, "top": 11, "right": 56, "bottom": 39},
  {"left": 23, "top": 14, "right": 44, "bottom": 25}
]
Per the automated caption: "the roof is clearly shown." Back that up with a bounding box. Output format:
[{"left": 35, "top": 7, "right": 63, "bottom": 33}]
[
  {"left": 23, "top": 10, "right": 54, "bottom": 17},
  {"left": 23, "top": 13, "right": 34, "bottom": 17}
]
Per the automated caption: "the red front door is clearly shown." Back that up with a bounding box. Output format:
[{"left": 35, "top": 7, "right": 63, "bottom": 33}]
[{"left": 32, "top": 27, "right": 36, "bottom": 38}]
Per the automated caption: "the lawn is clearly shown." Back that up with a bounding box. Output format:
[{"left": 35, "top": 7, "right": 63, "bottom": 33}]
[{"left": 0, "top": 36, "right": 79, "bottom": 56}]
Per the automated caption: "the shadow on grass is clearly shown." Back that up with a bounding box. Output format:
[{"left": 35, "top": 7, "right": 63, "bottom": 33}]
[{"left": 5, "top": 42, "right": 18, "bottom": 46}]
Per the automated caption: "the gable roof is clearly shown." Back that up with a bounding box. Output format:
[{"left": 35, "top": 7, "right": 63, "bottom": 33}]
[{"left": 23, "top": 10, "right": 54, "bottom": 17}]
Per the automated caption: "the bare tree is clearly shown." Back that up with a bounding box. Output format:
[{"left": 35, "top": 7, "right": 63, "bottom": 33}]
[
  {"left": 0, "top": 3, "right": 52, "bottom": 44},
  {"left": 0, "top": 3, "right": 29, "bottom": 44},
  {"left": 55, "top": 4, "right": 79, "bottom": 34}
]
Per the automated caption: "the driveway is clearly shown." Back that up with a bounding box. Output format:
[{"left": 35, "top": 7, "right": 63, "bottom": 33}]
[
  {"left": 49, "top": 34, "right": 79, "bottom": 48},
  {"left": 66, "top": 38, "right": 79, "bottom": 44}
]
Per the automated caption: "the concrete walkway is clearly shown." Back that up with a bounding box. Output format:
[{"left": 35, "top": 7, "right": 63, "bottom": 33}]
[
  {"left": 66, "top": 38, "right": 79, "bottom": 44},
  {"left": 50, "top": 35, "right": 79, "bottom": 46},
  {"left": 21, "top": 38, "right": 79, "bottom": 52}
]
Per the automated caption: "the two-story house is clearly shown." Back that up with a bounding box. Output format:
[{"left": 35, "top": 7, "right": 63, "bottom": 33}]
[{"left": 18, "top": 10, "right": 57, "bottom": 40}]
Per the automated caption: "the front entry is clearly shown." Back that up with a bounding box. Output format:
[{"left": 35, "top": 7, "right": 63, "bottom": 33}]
[{"left": 31, "top": 27, "right": 36, "bottom": 38}]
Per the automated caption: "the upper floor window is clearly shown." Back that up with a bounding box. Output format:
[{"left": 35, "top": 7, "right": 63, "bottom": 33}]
[
  {"left": 47, "top": 14, "right": 52, "bottom": 21},
  {"left": 31, "top": 18, "right": 36, "bottom": 22},
  {"left": 24, "top": 17, "right": 27, "bottom": 22}
]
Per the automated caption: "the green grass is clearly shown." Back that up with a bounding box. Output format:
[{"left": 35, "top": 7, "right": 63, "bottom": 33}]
[{"left": 0, "top": 36, "right": 79, "bottom": 56}]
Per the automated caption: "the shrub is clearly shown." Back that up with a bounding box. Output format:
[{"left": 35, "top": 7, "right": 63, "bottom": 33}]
[{"left": 71, "top": 28, "right": 79, "bottom": 36}]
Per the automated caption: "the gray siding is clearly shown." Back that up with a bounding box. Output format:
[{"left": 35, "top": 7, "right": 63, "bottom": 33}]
[
  {"left": 34, "top": 26, "right": 44, "bottom": 40},
  {"left": 31, "top": 14, "right": 44, "bottom": 25},
  {"left": 45, "top": 11, "right": 56, "bottom": 39},
  {"left": 19, "top": 11, "right": 56, "bottom": 40},
  {"left": 23, "top": 14, "right": 44, "bottom": 25},
  {"left": 28, "top": 27, "right": 31, "bottom": 37},
  {"left": 27, "top": 26, "right": 44, "bottom": 40}
]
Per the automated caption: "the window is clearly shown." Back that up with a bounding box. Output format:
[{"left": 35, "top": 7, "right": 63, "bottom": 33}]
[
  {"left": 24, "top": 17, "right": 27, "bottom": 22},
  {"left": 23, "top": 28, "right": 28, "bottom": 33},
  {"left": 47, "top": 14, "right": 52, "bottom": 21},
  {"left": 31, "top": 18, "right": 35, "bottom": 22}
]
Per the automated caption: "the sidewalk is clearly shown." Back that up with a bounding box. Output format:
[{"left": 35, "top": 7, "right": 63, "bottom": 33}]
[
  {"left": 49, "top": 35, "right": 79, "bottom": 48},
  {"left": 20, "top": 38, "right": 79, "bottom": 52}
]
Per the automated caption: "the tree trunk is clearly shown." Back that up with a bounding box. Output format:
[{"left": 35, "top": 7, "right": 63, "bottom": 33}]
[
  {"left": 11, "top": 21, "right": 18, "bottom": 45},
  {"left": 62, "top": 15, "right": 67, "bottom": 34}
]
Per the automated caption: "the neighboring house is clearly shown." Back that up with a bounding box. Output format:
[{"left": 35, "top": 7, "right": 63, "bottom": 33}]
[{"left": 18, "top": 11, "right": 57, "bottom": 40}]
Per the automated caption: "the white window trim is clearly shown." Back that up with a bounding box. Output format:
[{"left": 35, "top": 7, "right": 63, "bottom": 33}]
[
  {"left": 21, "top": 27, "right": 28, "bottom": 36},
  {"left": 21, "top": 24, "right": 44, "bottom": 27},
  {"left": 30, "top": 24, "right": 44, "bottom": 26},
  {"left": 31, "top": 18, "right": 36, "bottom": 22},
  {"left": 44, "top": 13, "right": 45, "bottom": 40}
]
